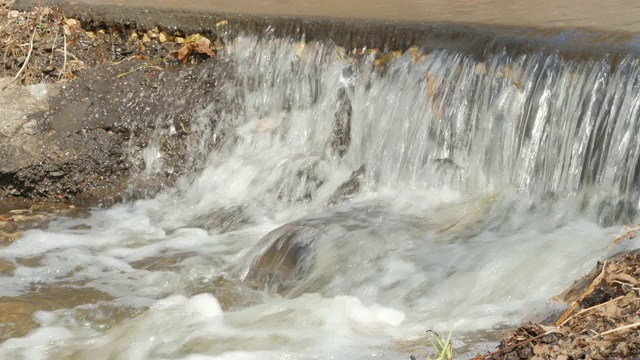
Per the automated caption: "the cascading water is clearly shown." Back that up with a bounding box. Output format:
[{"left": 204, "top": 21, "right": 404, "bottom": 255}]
[{"left": 1, "top": 33, "right": 640, "bottom": 359}]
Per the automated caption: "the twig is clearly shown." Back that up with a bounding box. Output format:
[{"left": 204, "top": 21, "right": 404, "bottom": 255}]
[
  {"left": 2, "top": 11, "right": 41, "bottom": 90},
  {"left": 559, "top": 295, "right": 624, "bottom": 326},
  {"left": 111, "top": 55, "right": 137, "bottom": 65},
  {"left": 53, "top": 48, "right": 81, "bottom": 62},
  {"left": 116, "top": 57, "right": 167, "bottom": 78},
  {"left": 49, "top": 24, "right": 59, "bottom": 63},
  {"left": 470, "top": 330, "right": 559, "bottom": 360},
  {"left": 611, "top": 280, "right": 640, "bottom": 291},
  {"left": 58, "top": 32, "right": 67, "bottom": 79},
  {"left": 598, "top": 322, "right": 640, "bottom": 337},
  {"left": 556, "top": 260, "right": 608, "bottom": 325},
  {"left": 0, "top": 215, "right": 8, "bottom": 222},
  {"left": 609, "top": 225, "right": 640, "bottom": 248}
]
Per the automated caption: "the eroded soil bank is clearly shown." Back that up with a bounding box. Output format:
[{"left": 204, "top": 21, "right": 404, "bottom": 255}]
[
  {"left": 2, "top": 2, "right": 640, "bottom": 359},
  {"left": 1, "top": 2, "right": 232, "bottom": 206}
]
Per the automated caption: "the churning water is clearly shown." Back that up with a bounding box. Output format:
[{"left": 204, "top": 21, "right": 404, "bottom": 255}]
[{"left": 2, "top": 34, "right": 640, "bottom": 359}]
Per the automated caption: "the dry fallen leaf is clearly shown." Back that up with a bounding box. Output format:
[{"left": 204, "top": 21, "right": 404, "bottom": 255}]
[
  {"left": 64, "top": 18, "right": 78, "bottom": 27},
  {"left": 192, "top": 38, "right": 216, "bottom": 57},
  {"left": 158, "top": 31, "right": 173, "bottom": 43},
  {"left": 173, "top": 34, "right": 216, "bottom": 63}
]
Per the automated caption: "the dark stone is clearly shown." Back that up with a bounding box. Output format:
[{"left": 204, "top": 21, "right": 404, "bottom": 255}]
[
  {"left": 187, "top": 206, "right": 252, "bottom": 234},
  {"left": 329, "top": 87, "right": 352, "bottom": 157},
  {"left": 241, "top": 222, "right": 319, "bottom": 294},
  {"left": 328, "top": 164, "right": 365, "bottom": 205},
  {"left": 4, "top": 219, "right": 18, "bottom": 233}
]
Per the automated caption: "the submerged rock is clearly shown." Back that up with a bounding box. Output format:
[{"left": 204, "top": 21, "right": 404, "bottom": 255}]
[
  {"left": 187, "top": 206, "right": 252, "bottom": 234},
  {"left": 240, "top": 222, "right": 319, "bottom": 294},
  {"left": 327, "top": 164, "right": 366, "bottom": 205},
  {"left": 329, "top": 89, "right": 352, "bottom": 158}
]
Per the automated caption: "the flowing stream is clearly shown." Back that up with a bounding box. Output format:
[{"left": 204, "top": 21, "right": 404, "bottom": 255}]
[{"left": 2, "top": 34, "right": 640, "bottom": 359}]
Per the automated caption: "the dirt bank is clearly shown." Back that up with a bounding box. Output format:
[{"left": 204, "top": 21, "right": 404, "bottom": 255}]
[
  {"left": 467, "top": 240, "right": 640, "bottom": 360},
  {"left": 0, "top": 3, "right": 231, "bottom": 205}
]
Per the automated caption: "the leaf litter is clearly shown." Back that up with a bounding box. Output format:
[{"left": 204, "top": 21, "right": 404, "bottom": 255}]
[
  {"left": 471, "top": 246, "right": 640, "bottom": 359},
  {"left": 0, "top": 1, "right": 219, "bottom": 86}
]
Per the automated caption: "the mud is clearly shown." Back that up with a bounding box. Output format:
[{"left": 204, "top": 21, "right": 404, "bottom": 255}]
[{"left": 0, "top": 4, "right": 234, "bottom": 205}]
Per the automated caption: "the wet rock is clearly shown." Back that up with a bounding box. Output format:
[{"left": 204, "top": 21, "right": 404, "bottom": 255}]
[
  {"left": 329, "top": 88, "right": 352, "bottom": 157},
  {"left": 240, "top": 205, "right": 395, "bottom": 295},
  {"left": 0, "top": 258, "right": 16, "bottom": 276},
  {"left": 328, "top": 164, "right": 365, "bottom": 205},
  {"left": 0, "top": 286, "right": 114, "bottom": 342},
  {"left": 292, "top": 159, "right": 327, "bottom": 202},
  {"left": 241, "top": 222, "right": 318, "bottom": 294},
  {"left": 187, "top": 206, "right": 252, "bottom": 234},
  {"left": 3, "top": 219, "right": 18, "bottom": 233},
  {"left": 130, "top": 252, "right": 197, "bottom": 271}
]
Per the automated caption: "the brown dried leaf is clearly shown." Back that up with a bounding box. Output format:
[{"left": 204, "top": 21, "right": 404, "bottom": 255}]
[
  {"left": 602, "top": 301, "right": 620, "bottom": 318},
  {"left": 192, "top": 38, "right": 215, "bottom": 57},
  {"left": 533, "top": 344, "right": 547, "bottom": 355},
  {"left": 158, "top": 31, "right": 173, "bottom": 43},
  {"left": 175, "top": 45, "right": 192, "bottom": 63},
  {"left": 64, "top": 18, "right": 78, "bottom": 27},
  {"left": 608, "top": 271, "right": 640, "bottom": 285}
]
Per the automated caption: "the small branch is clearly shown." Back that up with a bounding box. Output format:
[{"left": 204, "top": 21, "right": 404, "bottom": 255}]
[
  {"left": 49, "top": 24, "right": 59, "bottom": 62},
  {"left": 556, "top": 260, "right": 608, "bottom": 326},
  {"left": 470, "top": 330, "right": 559, "bottom": 360},
  {"left": 117, "top": 57, "right": 167, "bottom": 78},
  {"left": 53, "top": 48, "right": 81, "bottom": 62},
  {"left": 559, "top": 295, "right": 624, "bottom": 326},
  {"left": 58, "top": 32, "right": 67, "bottom": 79},
  {"left": 0, "top": 215, "right": 8, "bottom": 222},
  {"left": 2, "top": 11, "right": 41, "bottom": 90},
  {"left": 598, "top": 322, "right": 640, "bottom": 337}
]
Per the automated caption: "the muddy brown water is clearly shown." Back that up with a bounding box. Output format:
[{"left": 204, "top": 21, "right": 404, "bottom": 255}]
[{"left": 43, "top": 0, "right": 640, "bottom": 33}]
